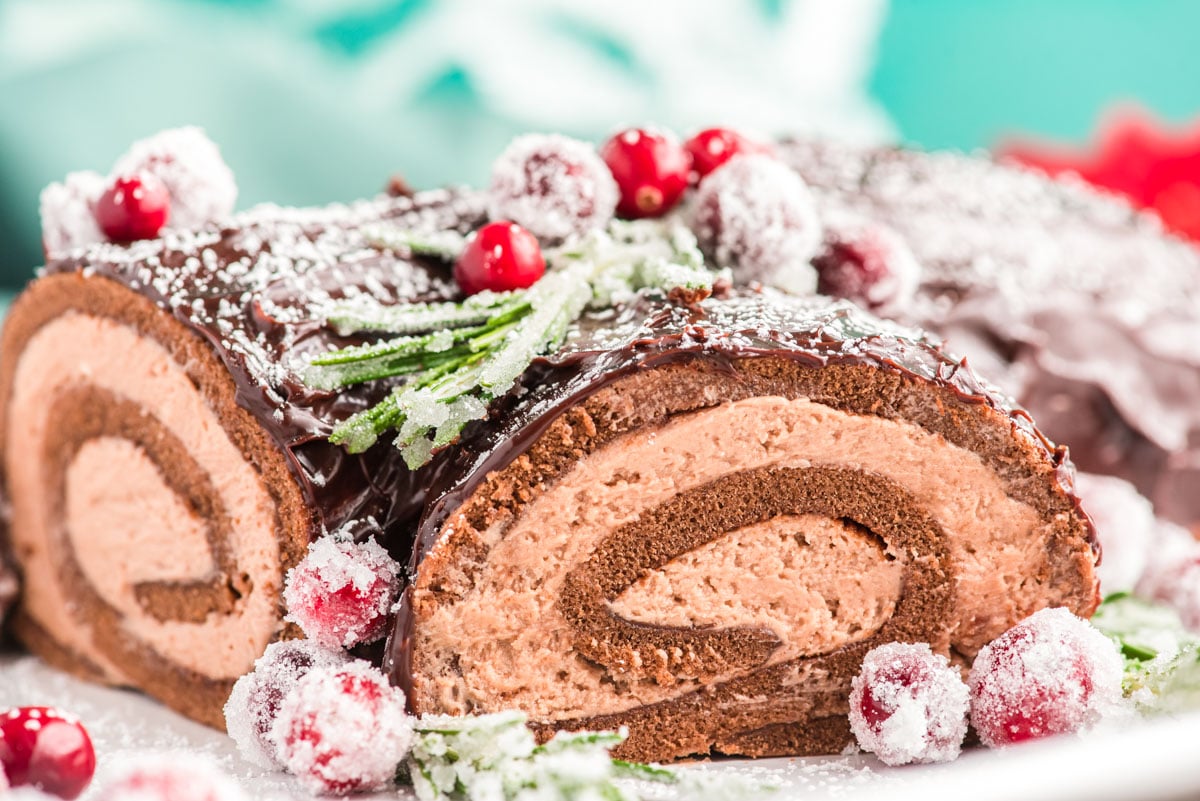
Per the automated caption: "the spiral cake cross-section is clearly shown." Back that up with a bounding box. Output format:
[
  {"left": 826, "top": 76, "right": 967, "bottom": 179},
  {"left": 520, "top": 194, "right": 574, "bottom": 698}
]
[
  {"left": 0, "top": 190, "right": 478, "bottom": 726},
  {"left": 391, "top": 295, "right": 1100, "bottom": 761},
  {"left": 1, "top": 276, "right": 298, "bottom": 726}
]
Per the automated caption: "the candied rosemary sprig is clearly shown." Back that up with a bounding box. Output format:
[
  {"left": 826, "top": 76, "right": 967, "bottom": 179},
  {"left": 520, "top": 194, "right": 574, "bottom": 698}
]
[
  {"left": 307, "top": 220, "right": 715, "bottom": 468},
  {"left": 403, "top": 711, "right": 775, "bottom": 801},
  {"left": 1090, "top": 593, "right": 1200, "bottom": 712}
]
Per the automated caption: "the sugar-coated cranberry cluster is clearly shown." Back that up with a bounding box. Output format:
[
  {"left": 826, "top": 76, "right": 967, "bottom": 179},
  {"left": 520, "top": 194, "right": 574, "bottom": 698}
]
[
  {"left": 40, "top": 128, "right": 237, "bottom": 256},
  {"left": 848, "top": 607, "right": 1126, "bottom": 766},
  {"left": 464, "top": 125, "right": 917, "bottom": 311},
  {"left": 220, "top": 535, "right": 413, "bottom": 794}
]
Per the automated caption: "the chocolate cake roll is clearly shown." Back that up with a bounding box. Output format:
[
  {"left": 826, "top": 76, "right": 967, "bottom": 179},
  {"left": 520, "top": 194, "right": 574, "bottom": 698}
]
[
  {"left": 3, "top": 139, "right": 1100, "bottom": 760},
  {"left": 0, "top": 190, "right": 483, "bottom": 727},
  {"left": 781, "top": 140, "right": 1200, "bottom": 533},
  {"left": 388, "top": 293, "right": 1099, "bottom": 762}
]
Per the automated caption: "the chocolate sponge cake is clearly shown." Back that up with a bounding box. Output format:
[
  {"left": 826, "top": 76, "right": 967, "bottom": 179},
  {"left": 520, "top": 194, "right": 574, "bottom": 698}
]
[{"left": 388, "top": 293, "right": 1099, "bottom": 761}]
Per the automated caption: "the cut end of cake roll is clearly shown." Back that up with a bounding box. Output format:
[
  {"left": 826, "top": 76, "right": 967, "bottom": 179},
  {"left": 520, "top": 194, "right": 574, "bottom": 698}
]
[
  {"left": 0, "top": 272, "right": 312, "bottom": 727},
  {"left": 393, "top": 295, "right": 1099, "bottom": 763}
]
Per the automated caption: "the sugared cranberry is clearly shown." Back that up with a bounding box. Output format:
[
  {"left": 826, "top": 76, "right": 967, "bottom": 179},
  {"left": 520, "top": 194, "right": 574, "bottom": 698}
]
[
  {"left": 968, "top": 607, "right": 1124, "bottom": 747},
  {"left": 691, "top": 153, "right": 822, "bottom": 293},
  {"left": 39, "top": 171, "right": 107, "bottom": 259},
  {"left": 1137, "top": 523, "right": 1200, "bottom": 632},
  {"left": 225, "top": 640, "right": 350, "bottom": 769},
  {"left": 812, "top": 215, "right": 921, "bottom": 313},
  {"left": 0, "top": 707, "right": 96, "bottom": 799},
  {"left": 454, "top": 222, "right": 546, "bottom": 296},
  {"left": 283, "top": 537, "right": 402, "bottom": 650},
  {"left": 95, "top": 755, "right": 247, "bottom": 801},
  {"left": 684, "top": 127, "right": 772, "bottom": 183},
  {"left": 1074, "top": 472, "right": 1155, "bottom": 596},
  {"left": 272, "top": 662, "right": 413, "bottom": 795},
  {"left": 848, "top": 642, "right": 969, "bottom": 766},
  {"left": 488, "top": 134, "right": 618, "bottom": 243},
  {"left": 600, "top": 127, "right": 691, "bottom": 218},
  {"left": 95, "top": 173, "right": 170, "bottom": 242},
  {"left": 112, "top": 127, "right": 237, "bottom": 230}
]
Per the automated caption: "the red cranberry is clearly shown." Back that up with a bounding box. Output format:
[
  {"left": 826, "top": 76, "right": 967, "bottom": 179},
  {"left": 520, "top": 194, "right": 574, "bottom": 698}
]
[
  {"left": 111, "top": 127, "right": 237, "bottom": 230},
  {"left": 454, "top": 222, "right": 546, "bottom": 296},
  {"left": 1136, "top": 524, "right": 1200, "bottom": 632},
  {"left": 684, "top": 127, "right": 771, "bottom": 183},
  {"left": 0, "top": 707, "right": 96, "bottom": 799},
  {"left": 95, "top": 173, "right": 170, "bottom": 242},
  {"left": 848, "top": 642, "right": 969, "bottom": 765},
  {"left": 691, "top": 154, "right": 822, "bottom": 292},
  {"left": 283, "top": 537, "right": 402, "bottom": 650},
  {"left": 600, "top": 127, "right": 691, "bottom": 218},
  {"left": 968, "top": 608, "right": 1124, "bottom": 747},
  {"left": 94, "top": 756, "right": 245, "bottom": 801},
  {"left": 39, "top": 170, "right": 106, "bottom": 258}
]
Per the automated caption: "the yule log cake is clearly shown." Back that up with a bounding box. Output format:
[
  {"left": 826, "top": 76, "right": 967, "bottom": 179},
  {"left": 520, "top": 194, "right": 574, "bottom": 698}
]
[{"left": 1, "top": 128, "right": 1099, "bottom": 761}]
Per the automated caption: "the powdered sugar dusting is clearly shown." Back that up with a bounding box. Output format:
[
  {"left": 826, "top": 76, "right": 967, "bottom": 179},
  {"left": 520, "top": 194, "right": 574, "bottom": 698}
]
[
  {"left": 46, "top": 188, "right": 483, "bottom": 412},
  {"left": 39, "top": 170, "right": 106, "bottom": 258},
  {"left": 691, "top": 154, "right": 821, "bottom": 292},
  {"left": 848, "top": 642, "right": 969, "bottom": 766},
  {"left": 968, "top": 607, "right": 1125, "bottom": 747},
  {"left": 487, "top": 133, "right": 618, "bottom": 243},
  {"left": 282, "top": 536, "right": 402, "bottom": 649},
  {"left": 112, "top": 127, "right": 237, "bottom": 230},
  {"left": 224, "top": 640, "right": 350, "bottom": 770},
  {"left": 271, "top": 661, "right": 412, "bottom": 795}
]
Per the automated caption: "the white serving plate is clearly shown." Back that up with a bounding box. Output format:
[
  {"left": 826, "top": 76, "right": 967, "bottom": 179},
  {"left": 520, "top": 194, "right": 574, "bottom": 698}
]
[{"left": 4, "top": 653, "right": 1200, "bottom": 801}]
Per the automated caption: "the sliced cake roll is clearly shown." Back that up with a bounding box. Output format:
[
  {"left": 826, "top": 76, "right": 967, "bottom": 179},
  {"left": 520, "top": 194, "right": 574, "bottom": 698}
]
[
  {"left": 388, "top": 293, "right": 1099, "bottom": 762},
  {"left": 0, "top": 190, "right": 483, "bottom": 727}
]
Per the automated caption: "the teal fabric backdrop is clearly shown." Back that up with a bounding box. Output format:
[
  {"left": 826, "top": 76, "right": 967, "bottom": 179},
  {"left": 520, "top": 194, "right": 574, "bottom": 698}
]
[
  {"left": 873, "top": 0, "right": 1200, "bottom": 151},
  {"left": 2, "top": 0, "right": 1198, "bottom": 286}
]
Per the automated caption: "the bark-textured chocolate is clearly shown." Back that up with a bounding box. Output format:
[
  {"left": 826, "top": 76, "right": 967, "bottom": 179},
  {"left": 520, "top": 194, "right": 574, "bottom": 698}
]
[{"left": 389, "top": 294, "right": 1100, "bottom": 761}]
